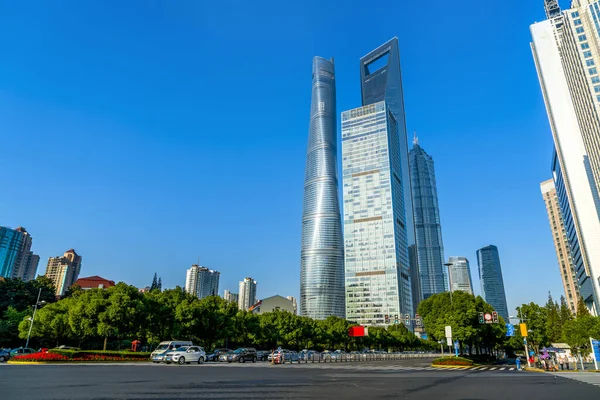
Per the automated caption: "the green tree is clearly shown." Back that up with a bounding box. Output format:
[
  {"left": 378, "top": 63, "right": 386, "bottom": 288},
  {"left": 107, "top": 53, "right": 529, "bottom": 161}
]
[
  {"left": 576, "top": 297, "right": 591, "bottom": 317},
  {"left": 562, "top": 315, "right": 600, "bottom": 356},
  {"left": 19, "top": 299, "right": 73, "bottom": 347},
  {"left": 559, "top": 296, "right": 573, "bottom": 327},
  {"left": 0, "top": 307, "right": 29, "bottom": 347},
  {"left": 546, "top": 293, "right": 562, "bottom": 343},
  {"left": 516, "top": 303, "right": 549, "bottom": 354}
]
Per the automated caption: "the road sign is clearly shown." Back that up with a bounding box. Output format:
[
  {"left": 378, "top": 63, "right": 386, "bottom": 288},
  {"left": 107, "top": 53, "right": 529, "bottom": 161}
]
[
  {"left": 484, "top": 313, "right": 493, "bottom": 324},
  {"left": 520, "top": 323, "right": 528, "bottom": 337},
  {"left": 506, "top": 324, "right": 515, "bottom": 337},
  {"left": 446, "top": 337, "right": 452, "bottom": 346},
  {"left": 445, "top": 325, "right": 452, "bottom": 338},
  {"left": 590, "top": 338, "right": 600, "bottom": 370}
]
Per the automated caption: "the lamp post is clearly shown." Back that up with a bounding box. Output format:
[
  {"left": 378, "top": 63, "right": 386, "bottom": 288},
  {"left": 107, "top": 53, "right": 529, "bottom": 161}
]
[
  {"left": 25, "top": 288, "right": 47, "bottom": 349},
  {"left": 443, "top": 262, "right": 454, "bottom": 304}
]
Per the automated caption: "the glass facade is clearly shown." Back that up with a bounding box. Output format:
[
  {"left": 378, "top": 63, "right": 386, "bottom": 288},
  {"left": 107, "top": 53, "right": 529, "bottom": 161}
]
[
  {"left": 300, "top": 57, "right": 345, "bottom": 319},
  {"left": 447, "top": 256, "right": 473, "bottom": 295},
  {"left": 476, "top": 245, "right": 509, "bottom": 322},
  {"left": 342, "top": 101, "right": 412, "bottom": 326},
  {"left": 0, "top": 226, "right": 37, "bottom": 281},
  {"left": 359, "top": 37, "right": 417, "bottom": 313},
  {"left": 410, "top": 138, "right": 446, "bottom": 299}
]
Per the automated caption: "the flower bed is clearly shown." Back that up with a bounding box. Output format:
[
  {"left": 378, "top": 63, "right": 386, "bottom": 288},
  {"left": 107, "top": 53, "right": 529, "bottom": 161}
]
[
  {"left": 10, "top": 350, "right": 151, "bottom": 363},
  {"left": 432, "top": 356, "right": 474, "bottom": 366}
]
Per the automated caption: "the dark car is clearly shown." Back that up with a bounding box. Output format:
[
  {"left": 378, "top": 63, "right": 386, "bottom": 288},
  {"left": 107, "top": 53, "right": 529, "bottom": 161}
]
[
  {"left": 206, "top": 348, "right": 231, "bottom": 362},
  {"left": 227, "top": 347, "right": 257, "bottom": 363},
  {"left": 0, "top": 349, "right": 11, "bottom": 362},
  {"left": 9, "top": 348, "right": 37, "bottom": 357},
  {"left": 257, "top": 350, "right": 270, "bottom": 361}
]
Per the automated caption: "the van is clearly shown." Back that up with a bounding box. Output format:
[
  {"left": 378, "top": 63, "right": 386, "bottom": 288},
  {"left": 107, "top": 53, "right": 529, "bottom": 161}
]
[{"left": 150, "top": 341, "right": 193, "bottom": 363}]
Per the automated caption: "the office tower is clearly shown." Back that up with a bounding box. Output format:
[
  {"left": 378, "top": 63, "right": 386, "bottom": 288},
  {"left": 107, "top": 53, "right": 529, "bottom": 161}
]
[
  {"left": 45, "top": 249, "right": 82, "bottom": 296},
  {"left": 342, "top": 101, "right": 412, "bottom": 326},
  {"left": 286, "top": 296, "right": 298, "bottom": 314},
  {"left": 476, "top": 245, "right": 509, "bottom": 321},
  {"left": 360, "top": 38, "right": 417, "bottom": 310},
  {"left": 410, "top": 135, "right": 446, "bottom": 299},
  {"left": 531, "top": 1, "right": 600, "bottom": 313},
  {"left": 0, "top": 226, "right": 39, "bottom": 281},
  {"left": 300, "top": 56, "right": 345, "bottom": 319},
  {"left": 540, "top": 179, "right": 581, "bottom": 314},
  {"left": 184, "top": 264, "right": 220, "bottom": 300},
  {"left": 238, "top": 277, "right": 257, "bottom": 310},
  {"left": 446, "top": 256, "right": 474, "bottom": 295},
  {"left": 223, "top": 289, "right": 239, "bottom": 304}
]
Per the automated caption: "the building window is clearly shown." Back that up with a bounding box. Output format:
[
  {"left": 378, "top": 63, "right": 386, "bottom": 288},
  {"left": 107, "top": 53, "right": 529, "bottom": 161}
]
[
  {"left": 572, "top": 11, "right": 580, "bottom": 17},
  {"left": 590, "top": 67, "right": 598, "bottom": 75},
  {"left": 597, "top": 95, "right": 600, "bottom": 101},
  {"left": 582, "top": 43, "right": 590, "bottom": 50},
  {"left": 577, "top": 27, "right": 585, "bottom": 33},
  {"left": 579, "top": 35, "right": 587, "bottom": 41},
  {"left": 584, "top": 51, "right": 593, "bottom": 58},
  {"left": 592, "top": 76, "right": 600, "bottom": 83},
  {"left": 587, "top": 59, "right": 596, "bottom": 67},
  {"left": 574, "top": 19, "right": 582, "bottom": 26}
]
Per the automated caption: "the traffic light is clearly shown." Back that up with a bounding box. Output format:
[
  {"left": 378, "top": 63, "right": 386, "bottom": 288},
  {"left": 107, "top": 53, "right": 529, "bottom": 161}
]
[
  {"left": 385, "top": 314, "right": 390, "bottom": 324},
  {"left": 415, "top": 314, "right": 422, "bottom": 327},
  {"left": 404, "top": 314, "right": 411, "bottom": 325},
  {"left": 492, "top": 311, "right": 499, "bottom": 324},
  {"left": 478, "top": 312, "right": 484, "bottom": 324}
]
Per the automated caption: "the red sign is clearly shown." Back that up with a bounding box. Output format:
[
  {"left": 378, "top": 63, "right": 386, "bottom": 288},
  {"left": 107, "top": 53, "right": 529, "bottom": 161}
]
[
  {"left": 348, "top": 326, "right": 366, "bottom": 337},
  {"left": 484, "top": 313, "right": 493, "bottom": 324}
]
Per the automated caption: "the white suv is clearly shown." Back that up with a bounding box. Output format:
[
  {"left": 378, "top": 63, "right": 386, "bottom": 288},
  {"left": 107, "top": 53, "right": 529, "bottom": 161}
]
[{"left": 165, "top": 346, "right": 206, "bottom": 365}]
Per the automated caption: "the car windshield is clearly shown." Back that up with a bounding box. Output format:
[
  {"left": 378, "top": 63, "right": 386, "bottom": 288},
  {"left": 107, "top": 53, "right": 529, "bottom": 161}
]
[
  {"left": 155, "top": 344, "right": 169, "bottom": 351},
  {"left": 233, "top": 349, "right": 245, "bottom": 354},
  {"left": 174, "top": 346, "right": 189, "bottom": 352}
]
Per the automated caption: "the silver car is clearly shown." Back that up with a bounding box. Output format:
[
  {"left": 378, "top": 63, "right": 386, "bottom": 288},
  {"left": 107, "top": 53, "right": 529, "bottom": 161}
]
[{"left": 164, "top": 346, "right": 206, "bottom": 365}]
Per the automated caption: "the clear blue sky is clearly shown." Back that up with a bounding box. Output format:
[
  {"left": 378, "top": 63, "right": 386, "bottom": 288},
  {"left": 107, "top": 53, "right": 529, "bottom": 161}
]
[{"left": 0, "top": 0, "right": 564, "bottom": 315}]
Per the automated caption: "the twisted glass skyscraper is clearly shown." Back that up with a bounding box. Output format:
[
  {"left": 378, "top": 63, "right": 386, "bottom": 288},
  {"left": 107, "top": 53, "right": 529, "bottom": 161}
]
[
  {"left": 477, "top": 245, "right": 509, "bottom": 322},
  {"left": 300, "top": 57, "right": 345, "bottom": 319}
]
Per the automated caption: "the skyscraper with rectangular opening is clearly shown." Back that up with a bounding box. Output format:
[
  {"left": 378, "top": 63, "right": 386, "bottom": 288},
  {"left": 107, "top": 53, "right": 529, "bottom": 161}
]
[
  {"left": 477, "top": 245, "right": 509, "bottom": 322},
  {"left": 300, "top": 57, "right": 345, "bottom": 319}
]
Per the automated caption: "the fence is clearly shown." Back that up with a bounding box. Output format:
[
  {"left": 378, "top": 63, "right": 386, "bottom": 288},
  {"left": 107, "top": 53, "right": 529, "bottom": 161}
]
[{"left": 291, "top": 352, "right": 438, "bottom": 364}]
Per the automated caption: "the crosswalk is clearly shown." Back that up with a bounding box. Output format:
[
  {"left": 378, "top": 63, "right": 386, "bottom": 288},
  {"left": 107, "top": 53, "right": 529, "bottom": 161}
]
[
  {"left": 250, "top": 363, "right": 518, "bottom": 372},
  {"left": 552, "top": 372, "right": 600, "bottom": 389}
]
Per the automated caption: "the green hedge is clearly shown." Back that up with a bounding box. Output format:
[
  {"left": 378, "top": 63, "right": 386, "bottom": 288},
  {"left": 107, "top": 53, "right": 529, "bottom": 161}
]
[
  {"left": 432, "top": 356, "right": 473, "bottom": 366},
  {"left": 48, "top": 349, "right": 151, "bottom": 359}
]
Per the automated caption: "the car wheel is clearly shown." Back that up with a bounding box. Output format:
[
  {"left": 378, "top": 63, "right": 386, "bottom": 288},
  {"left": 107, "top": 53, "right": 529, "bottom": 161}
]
[
  {"left": 240, "top": 357, "right": 245, "bottom": 363},
  {"left": 178, "top": 357, "right": 185, "bottom": 365},
  {"left": 0, "top": 356, "right": 5, "bottom": 362},
  {"left": 252, "top": 357, "right": 256, "bottom": 363},
  {"left": 198, "top": 357, "right": 204, "bottom": 364}
]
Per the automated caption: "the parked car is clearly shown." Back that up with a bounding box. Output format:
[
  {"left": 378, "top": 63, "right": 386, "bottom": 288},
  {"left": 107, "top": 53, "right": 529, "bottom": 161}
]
[
  {"left": 331, "top": 350, "right": 346, "bottom": 361},
  {"left": 206, "top": 348, "right": 231, "bottom": 362},
  {"left": 320, "top": 350, "right": 332, "bottom": 362},
  {"left": 218, "top": 351, "right": 233, "bottom": 362},
  {"left": 164, "top": 346, "right": 206, "bottom": 365},
  {"left": 0, "top": 349, "right": 11, "bottom": 362},
  {"left": 151, "top": 341, "right": 193, "bottom": 363},
  {"left": 9, "top": 348, "right": 37, "bottom": 357},
  {"left": 269, "top": 349, "right": 299, "bottom": 364},
  {"left": 257, "top": 350, "right": 270, "bottom": 361},
  {"left": 298, "top": 349, "right": 319, "bottom": 363},
  {"left": 227, "top": 348, "right": 257, "bottom": 363}
]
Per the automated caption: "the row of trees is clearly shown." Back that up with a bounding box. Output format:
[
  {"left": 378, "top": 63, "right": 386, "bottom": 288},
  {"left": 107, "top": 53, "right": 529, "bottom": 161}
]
[{"left": 0, "top": 278, "right": 431, "bottom": 352}]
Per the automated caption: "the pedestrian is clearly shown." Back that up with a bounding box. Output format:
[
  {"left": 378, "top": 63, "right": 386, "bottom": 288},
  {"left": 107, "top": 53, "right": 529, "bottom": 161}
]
[
  {"left": 559, "top": 356, "right": 564, "bottom": 370},
  {"left": 516, "top": 356, "right": 522, "bottom": 371},
  {"left": 541, "top": 358, "right": 547, "bottom": 371},
  {"left": 565, "top": 356, "right": 570, "bottom": 370}
]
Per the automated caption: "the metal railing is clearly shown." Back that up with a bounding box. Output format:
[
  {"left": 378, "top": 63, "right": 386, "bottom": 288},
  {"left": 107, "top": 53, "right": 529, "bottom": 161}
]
[{"left": 296, "top": 352, "right": 437, "bottom": 364}]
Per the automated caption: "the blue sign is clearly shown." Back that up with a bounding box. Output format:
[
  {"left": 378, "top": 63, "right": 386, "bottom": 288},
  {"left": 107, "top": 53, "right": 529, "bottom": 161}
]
[
  {"left": 591, "top": 339, "right": 600, "bottom": 362},
  {"left": 454, "top": 340, "right": 459, "bottom": 357},
  {"left": 506, "top": 324, "right": 515, "bottom": 337}
]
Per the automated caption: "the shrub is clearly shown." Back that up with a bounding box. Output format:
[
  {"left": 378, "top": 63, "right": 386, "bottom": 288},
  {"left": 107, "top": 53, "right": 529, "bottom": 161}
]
[
  {"left": 48, "top": 349, "right": 151, "bottom": 360},
  {"left": 432, "top": 356, "right": 473, "bottom": 366}
]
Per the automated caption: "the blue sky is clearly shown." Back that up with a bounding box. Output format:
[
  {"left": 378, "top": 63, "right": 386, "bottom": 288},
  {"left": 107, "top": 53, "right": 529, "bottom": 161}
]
[{"left": 0, "top": 0, "right": 564, "bottom": 315}]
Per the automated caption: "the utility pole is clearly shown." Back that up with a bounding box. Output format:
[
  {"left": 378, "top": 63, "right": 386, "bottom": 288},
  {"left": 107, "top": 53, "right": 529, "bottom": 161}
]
[
  {"left": 444, "top": 262, "right": 453, "bottom": 304},
  {"left": 25, "top": 288, "right": 45, "bottom": 349}
]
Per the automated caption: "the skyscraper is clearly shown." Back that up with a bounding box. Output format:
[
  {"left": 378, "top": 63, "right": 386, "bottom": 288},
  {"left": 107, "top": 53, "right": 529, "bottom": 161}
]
[
  {"left": 410, "top": 135, "right": 446, "bottom": 299},
  {"left": 238, "top": 277, "right": 257, "bottom": 310},
  {"left": 0, "top": 226, "right": 39, "bottom": 281},
  {"left": 223, "top": 289, "right": 239, "bottom": 304},
  {"left": 541, "top": 179, "right": 581, "bottom": 314},
  {"left": 342, "top": 101, "right": 412, "bottom": 326},
  {"left": 300, "top": 56, "right": 345, "bottom": 319},
  {"left": 359, "top": 37, "right": 418, "bottom": 313},
  {"left": 531, "top": 1, "right": 600, "bottom": 313},
  {"left": 184, "top": 264, "right": 220, "bottom": 300},
  {"left": 45, "top": 249, "right": 82, "bottom": 296},
  {"left": 447, "top": 256, "right": 474, "bottom": 295},
  {"left": 476, "top": 245, "right": 509, "bottom": 321}
]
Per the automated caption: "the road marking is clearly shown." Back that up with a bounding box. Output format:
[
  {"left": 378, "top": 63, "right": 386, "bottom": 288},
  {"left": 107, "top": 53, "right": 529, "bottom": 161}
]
[
  {"left": 490, "top": 367, "right": 497, "bottom": 370},
  {"left": 500, "top": 367, "right": 505, "bottom": 371},
  {"left": 509, "top": 368, "right": 515, "bottom": 371}
]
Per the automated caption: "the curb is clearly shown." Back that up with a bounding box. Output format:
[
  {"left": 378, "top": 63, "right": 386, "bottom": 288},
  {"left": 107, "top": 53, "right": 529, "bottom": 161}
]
[
  {"left": 431, "top": 365, "right": 473, "bottom": 369},
  {"left": 8, "top": 360, "right": 151, "bottom": 365}
]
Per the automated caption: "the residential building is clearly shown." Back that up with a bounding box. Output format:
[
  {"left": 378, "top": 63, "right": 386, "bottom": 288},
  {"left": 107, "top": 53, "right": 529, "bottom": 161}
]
[
  {"left": 360, "top": 37, "right": 418, "bottom": 313},
  {"left": 224, "top": 289, "right": 239, "bottom": 304},
  {"left": 73, "top": 275, "right": 116, "bottom": 290},
  {"left": 541, "top": 179, "right": 581, "bottom": 314},
  {"left": 238, "top": 277, "right": 257, "bottom": 310},
  {"left": 184, "top": 264, "right": 220, "bottom": 300},
  {"left": 0, "top": 226, "right": 39, "bottom": 281},
  {"left": 410, "top": 135, "right": 446, "bottom": 299},
  {"left": 286, "top": 296, "right": 298, "bottom": 314},
  {"left": 300, "top": 56, "right": 345, "bottom": 319},
  {"left": 45, "top": 249, "right": 82, "bottom": 297},
  {"left": 249, "top": 295, "right": 295, "bottom": 314},
  {"left": 446, "top": 256, "right": 474, "bottom": 295},
  {"left": 342, "top": 100, "right": 412, "bottom": 326},
  {"left": 531, "top": 1, "right": 600, "bottom": 313},
  {"left": 476, "top": 245, "right": 509, "bottom": 321}
]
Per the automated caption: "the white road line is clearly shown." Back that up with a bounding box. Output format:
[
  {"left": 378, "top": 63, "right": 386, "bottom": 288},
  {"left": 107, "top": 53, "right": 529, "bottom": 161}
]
[
  {"left": 490, "top": 367, "right": 497, "bottom": 370},
  {"left": 500, "top": 367, "right": 506, "bottom": 371},
  {"left": 509, "top": 367, "right": 515, "bottom": 371}
]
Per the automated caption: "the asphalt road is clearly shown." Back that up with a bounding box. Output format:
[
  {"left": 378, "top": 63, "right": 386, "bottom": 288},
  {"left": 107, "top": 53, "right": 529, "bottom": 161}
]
[{"left": 2, "top": 359, "right": 599, "bottom": 399}]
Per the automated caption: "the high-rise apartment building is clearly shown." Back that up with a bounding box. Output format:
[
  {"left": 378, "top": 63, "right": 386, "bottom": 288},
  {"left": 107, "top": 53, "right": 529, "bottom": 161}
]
[
  {"left": 286, "top": 296, "right": 298, "bottom": 315},
  {"left": 409, "top": 135, "right": 446, "bottom": 299},
  {"left": 300, "top": 56, "right": 345, "bottom": 319},
  {"left": 0, "top": 226, "right": 39, "bottom": 281},
  {"left": 342, "top": 101, "right": 412, "bottom": 326},
  {"left": 447, "top": 256, "right": 474, "bottom": 295},
  {"left": 184, "top": 265, "right": 220, "bottom": 300},
  {"left": 45, "top": 249, "right": 82, "bottom": 296},
  {"left": 476, "top": 245, "right": 509, "bottom": 322},
  {"left": 223, "top": 289, "right": 239, "bottom": 304},
  {"left": 531, "top": 1, "right": 600, "bottom": 313},
  {"left": 541, "top": 179, "right": 581, "bottom": 314},
  {"left": 238, "top": 277, "right": 257, "bottom": 310}
]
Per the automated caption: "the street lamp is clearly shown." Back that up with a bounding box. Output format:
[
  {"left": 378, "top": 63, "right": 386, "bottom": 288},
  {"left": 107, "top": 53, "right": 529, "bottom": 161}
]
[
  {"left": 508, "top": 314, "right": 531, "bottom": 368},
  {"left": 443, "top": 262, "right": 454, "bottom": 304},
  {"left": 25, "top": 288, "right": 47, "bottom": 349}
]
